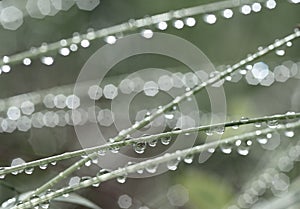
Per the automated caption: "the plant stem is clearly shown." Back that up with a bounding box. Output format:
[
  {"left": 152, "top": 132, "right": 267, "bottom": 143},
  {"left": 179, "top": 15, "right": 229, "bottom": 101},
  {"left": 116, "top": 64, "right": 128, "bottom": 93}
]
[
  {"left": 1, "top": 112, "right": 299, "bottom": 176},
  {"left": 1, "top": 0, "right": 268, "bottom": 66},
  {"left": 13, "top": 119, "right": 300, "bottom": 209}
]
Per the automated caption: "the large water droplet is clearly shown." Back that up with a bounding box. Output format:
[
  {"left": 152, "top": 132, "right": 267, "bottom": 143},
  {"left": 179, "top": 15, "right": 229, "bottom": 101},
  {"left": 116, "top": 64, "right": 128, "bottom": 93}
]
[
  {"left": 39, "top": 164, "right": 48, "bottom": 170},
  {"left": 161, "top": 136, "right": 172, "bottom": 145},
  {"left": 257, "top": 136, "right": 268, "bottom": 145},
  {"left": 133, "top": 142, "right": 147, "bottom": 154},
  {"left": 267, "top": 120, "right": 279, "bottom": 128},
  {"left": 214, "top": 126, "right": 225, "bottom": 135},
  {"left": 205, "top": 129, "right": 213, "bottom": 136},
  {"left": 110, "top": 146, "right": 120, "bottom": 153},
  {"left": 117, "top": 175, "right": 127, "bottom": 184},
  {"left": 220, "top": 142, "right": 233, "bottom": 154},
  {"left": 25, "top": 167, "right": 34, "bottom": 175},
  {"left": 183, "top": 154, "right": 193, "bottom": 164},
  {"left": 240, "top": 117, "right": 249, "bottom": 123},
  {"left": 254, "top": 122, "right": 262, "bottom": 128},
  {"left": 40, "top": 201, "right": 50, "bottom": 209},
  {"left": 237, "top": 146, "right": 250, "bottom": 156},
  {"left": 167, "top": 159, "right": 179, "bottom": 171},
  {"left": 145, "top": 164, "right": 158, "bottom": 173},
  {"left": 284, "top": 130, "right": 295, "bottom": 138},
  {"left": 148, "top": 139, "right": 157, "bottom": 147}
]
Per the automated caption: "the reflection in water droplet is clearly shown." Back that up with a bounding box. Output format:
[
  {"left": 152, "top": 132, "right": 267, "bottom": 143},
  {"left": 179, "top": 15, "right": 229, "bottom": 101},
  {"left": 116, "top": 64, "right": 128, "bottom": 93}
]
[
  {"left": 183, "top": 154, "right": 193, "bottom": 164},
  {"left": 133, "top": 142, "right": 146, "bottom": 154},
  {"left": 117, "top": 175, "right": 127, "bottom": 184},
  {"left": 220, "top": 142, "right": 232, "bottom": 154},
  {"left": 161, "top": 136, "right": 172, "bottom": 145}
]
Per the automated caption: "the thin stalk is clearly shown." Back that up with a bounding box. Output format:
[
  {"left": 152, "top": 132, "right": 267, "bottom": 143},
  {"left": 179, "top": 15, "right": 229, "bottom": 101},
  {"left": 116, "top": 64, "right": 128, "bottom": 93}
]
[
  {"left": 6, "top": 30, "right": 300, "bottom": 207},
  {"left": 1, "top": 112, "right": 299, "bottom": 176},
  {"left": 13, "top": 119, "right": 300, "bottom": 209},
  {"left": 1, "top": 0, "right": 268, "bottom": 66}
]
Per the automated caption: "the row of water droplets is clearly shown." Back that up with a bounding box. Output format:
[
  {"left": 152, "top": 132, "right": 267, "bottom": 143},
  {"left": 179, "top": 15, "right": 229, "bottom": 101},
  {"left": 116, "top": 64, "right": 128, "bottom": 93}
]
[
  {"left": 0, "top": 0, "right": 281, "bottom": 74},
  {"left": 1, "top": 56, "right": 299, "bottom": 133},
  {"left": 3, "top": 122, "right": 299, "bottom": 209},
  {"left": 1, "top": 111, "right": 298, "bottom": 180}
]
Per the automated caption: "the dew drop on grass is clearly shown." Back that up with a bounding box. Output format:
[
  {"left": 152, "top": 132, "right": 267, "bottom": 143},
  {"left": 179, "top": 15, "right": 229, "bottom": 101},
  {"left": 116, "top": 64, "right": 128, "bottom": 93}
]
[
  {"left": 237, "top": 146, "right": 250, "bottom": 156},
  {"left": 183, "top": 154, "right": 193, "bottom": 164},
  {"left": 148, "top": 139, "right": 157, "bottom": 147},
  {"left": 220, "top": 142, "right": 233, "bottom": 154},
  {"left": 117, "top": 176, "right": 127, "bottom": 184},
  {"left": 133, "top": 142, "right": 147, "bottom": 154},
  {"left": 267, "top": 120, "right": 279, "bottom": 128},
  {"left": 39, "top": 164, "right": 48, "bottom": 170},
  {"left": 254, "top": 122, "right": 262, "bottom": 128},
  {"left": 167, "top": 159, "right": 179, "bottom": 171},
  {"left": 205, "top": 129, "right": 213, "bottom": 136},
  {"left": 240, "top": 117, "right": 249, "bottom": 123},
  {"left": 146, "top": 164, "right": 158, "bottom": 173},
  {"left": 25, "top": 167, "right": 34, "bottom": 175},
  {"left": 284, "top": 130, "right": 295, "bottom": 138},
  {"left": 161, "top": 136, "right": 171, "bottom": 145},
  {"left": 257, "top": 136, "right": 268, "bottom": 144}
]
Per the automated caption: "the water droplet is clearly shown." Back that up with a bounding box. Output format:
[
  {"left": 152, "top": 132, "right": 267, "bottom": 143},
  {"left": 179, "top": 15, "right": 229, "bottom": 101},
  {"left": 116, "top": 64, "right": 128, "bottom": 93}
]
[
  {"left": 240, "top": 117, "right": 249, "bottom": 123},
  {"left": 85, "top": 160, "right": 92, "bottom": 167},
  {"left": 275, "top": 49, "right": 285, "bottom": 56},
  {"left": 137, "top": 168, "right": 144, "bottom": 174},
  {"left": 214, "top": 126, "right": 225, "bottom": 135},
  {"left": 105, "top": 35, "right": 117, "bottom": 44},
  {"left": 97, "top": 169, "right": 110, "bottom": 177},
  {"left": 235, "top": 140, "right": 242, "bottom": 146},
  {"left": 173, "top": 19, "right": 184, "bottom": 29},
  {"left": 232, "top": 124, "right": 239, "bottom": 129},
  {"left": 254, "top": 122, "right": 262, "bottom": 128},
  {"left": 185, "top": 17, "right": 196, "bottom": 27},
  {"left": 284, "top": 130, "right": 295, "bottom": 138},
  {"left": 110, "top": 146, "right": 120, "bottom": 153},
  {"left": 50, "top": 161, "right": 57, "bottom": 166},
  {"left": 39, "top": 164, "right": 48, "bottom": 170},
  {"left": 203, "top": 14, "right": 217, "bottom": 24},
  {"left": 183, "top": 154, "right": 193, "bottom": 164},
  {"left": 141, "top": 29, "right": 153, "bottom": 39},
  {"left": 267, "top": 120, "right": 279, "bottom": 128},
  {"left": 157, "top": 21, "right": 168, "bottom": 30},
  {"left": 148, "top": 139, "right": 157, "bottom": 147},
  {"left": 164, "top": 113, "right": 174, "bottom": 120},
  {"left": 222, "top": 9, "right": 233, "bottom": 18},
  {"left": 237, "top": 146, "right": 250, "bottom": 156},
  {"left": 25, "top": 167, "right": 34, "bottom": 175},
  {"left": 133, "top": 142, "right": 146, "bottom": 154},
  {"left": 256, "top": 136, "right": 268, "bottom": 144},
  {"left": 80, "top": 176, "right": 91, "bottom": 183},
  {"left": 167, "top": 159, "right": 179, "bottom": 171},
  {"left": 41, "top": 56, "right": 54, "bottom": 66},
  {"left": 23, "top": 58, "right": 31, "bottom": 66},
  {"left": 63, "top": 193, "right": 70, "bottom": 197},
  {"left": 220, "top": 142, "right": 233, "bottom": 154},
  {"left": 40, "top": 201, "right": 50, "bottom": 209},
  {"left": 117, "top": 175, "right": 126, "bottom": 184},
  {"left": 205, "top": 129, "right": 213, "bottom": 136},
  {"left": 98, "top": 149, "right": 106, "bottom": 156},
  {"left": 161, "top": 136, "right": 172, "bottom": 145},
  {"left": 145, "top": 164, "right": 158, "bottom": 173}
]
